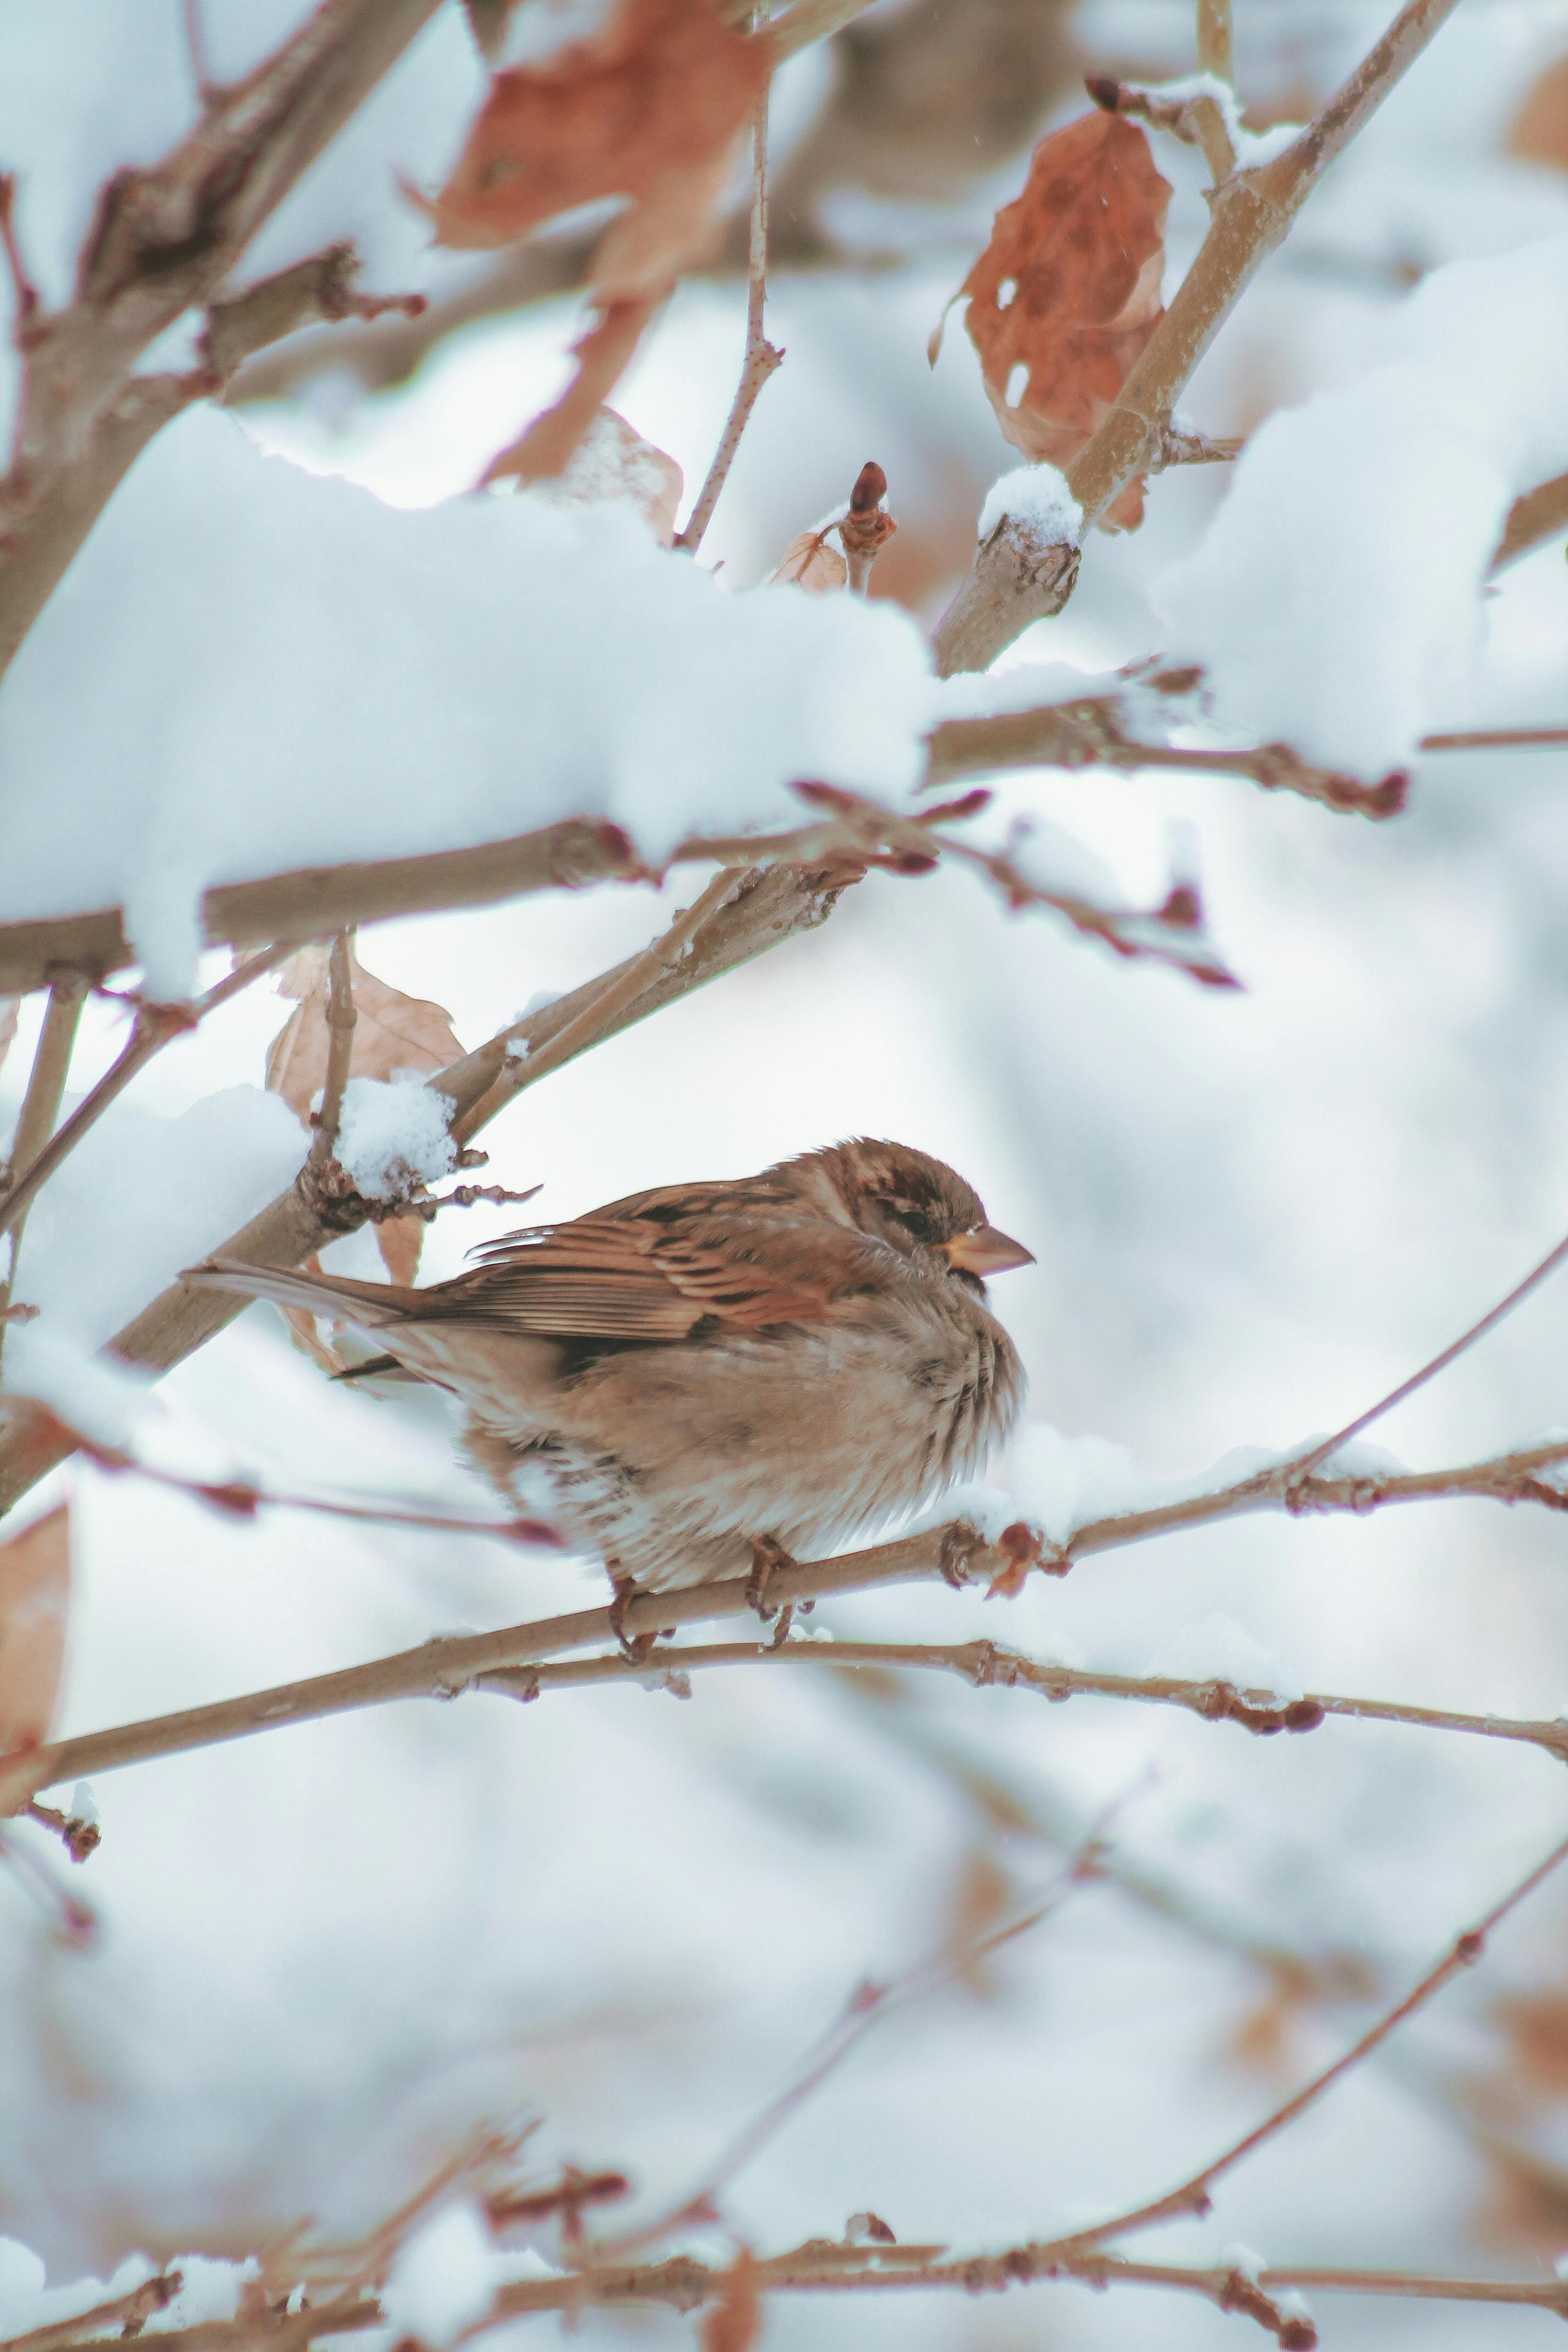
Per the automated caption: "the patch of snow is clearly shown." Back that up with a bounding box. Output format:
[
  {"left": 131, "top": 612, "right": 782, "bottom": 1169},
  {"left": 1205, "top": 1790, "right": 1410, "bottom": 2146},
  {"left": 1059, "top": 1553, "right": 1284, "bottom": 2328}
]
[
  {"left": 382, "top": 2203, "right": 499, "bottom": 2349},
  {"left": 335, "top": 1074, "right": 458, "bottom": 1203},
  {"left": 924, "top": 660, "right": 1119, "bottom": 726},
  {"left": 977, "top": 465, "right": 1083, "bottom": 549},
  {"left": 1145, "top": 1612, "right": 1306, "bottom": 1702},
  {"left": 1157, "top": 231, "right": 1568, "bottom": 776},
  {"left": 0, "top": 411, "right": 935, "bottom": 996},
  {"left": 4, "top": 1326, "right": 157, "bottom": 1451},
  {"left": 146, "top": 2258, "right": 258, "bottom": 2332}
]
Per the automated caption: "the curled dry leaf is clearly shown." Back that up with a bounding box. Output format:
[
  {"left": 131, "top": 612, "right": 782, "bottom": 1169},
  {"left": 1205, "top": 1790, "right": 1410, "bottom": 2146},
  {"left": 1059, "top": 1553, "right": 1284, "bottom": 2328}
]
[
  {"left": 942, "top": 110, "right": 1171, "bottom": 531},
  {"left": 0, "top": 1504, "right": 69, "bottom": 1754},
  {"left": 767, "top": 522, "right": 848, "bottom": 593},
  {"left": 698, "top": 2247, "right": 760, "bottom": 2352},
  {"left": 439, "top": 0, "right": 767, "bottom": 486},
  {"left": 431, "top": 0, "right": 766, "bottom": 295},
  {"left": 265, "top": 946, "right": 465, "bottom": 1305},
  {"left": 487, "top": 402, "right": 684, "bottom": 542}
]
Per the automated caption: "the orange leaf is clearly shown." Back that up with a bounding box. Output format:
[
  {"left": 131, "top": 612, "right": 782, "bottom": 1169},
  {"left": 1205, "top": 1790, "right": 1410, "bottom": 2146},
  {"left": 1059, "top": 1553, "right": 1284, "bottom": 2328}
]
[
  {"left": 955, "top": 111, "right": 1170, "bottom": 532},
  {"left": 0, "top": 1505, "right": 70, "bottom": 1754},
  {"left": 1509, "top": 56, "right": 1568, "bottom": 173},
  {"left": 699, "top": 2249, "right": 760, "bottom": 2352},
  {"left": 518, "top": 406, "right": 684, "bottom": 541},
  {"left": 374, "top": 1214, "right": 425, "bottom": 1289},
  {"left": 431, "top": 0, "right": 766, "bottom": 298}
]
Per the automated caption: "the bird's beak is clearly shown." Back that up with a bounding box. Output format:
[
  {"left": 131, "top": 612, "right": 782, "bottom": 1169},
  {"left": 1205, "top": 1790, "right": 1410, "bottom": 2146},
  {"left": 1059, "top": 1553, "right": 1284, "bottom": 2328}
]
[{"left": 943, "top": 1224, "right": 1036, "bottom": 1276}]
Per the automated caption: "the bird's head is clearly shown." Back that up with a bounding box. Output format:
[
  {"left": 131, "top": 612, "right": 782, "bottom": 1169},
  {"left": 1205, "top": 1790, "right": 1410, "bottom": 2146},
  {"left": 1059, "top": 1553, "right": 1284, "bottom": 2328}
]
[{"left": 801, "top": 1138, "right": 1035, "bottom": 1288}]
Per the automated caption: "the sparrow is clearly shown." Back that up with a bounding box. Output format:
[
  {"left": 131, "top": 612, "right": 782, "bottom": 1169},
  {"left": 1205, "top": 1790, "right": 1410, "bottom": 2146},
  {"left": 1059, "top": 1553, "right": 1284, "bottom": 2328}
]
[{"left": 183, "top": 1139, "right": 1032, "bottom": 1600}]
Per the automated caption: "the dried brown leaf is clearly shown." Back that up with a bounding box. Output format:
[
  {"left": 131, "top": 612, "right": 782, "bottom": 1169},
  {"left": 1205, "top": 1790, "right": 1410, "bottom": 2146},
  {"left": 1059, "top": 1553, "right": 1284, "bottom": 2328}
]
[
  {"left": 265, "top": 945, "right": 465, "bottom": 1123},
  {"left": 950, "top": 110, "right": 1170, "bottom": 531},
  {"left": 430, "top": 0, "right": 767, "bottom": 298},
  {"left": 0, "top": 1505, "right": 70, "bottom": 1752},
  {"left": 767, "top": 524, "right": 848, "bottom": 592},
  {"left": 699, "top": 2248, "right": 760, "bottom": 2352},
  {"left": 489, "top": 400, "right": 683, "bottom": 541},
  {"left": 944, "top": 1846, "right": 1012, "bottom": 1997},
  {"left": 0, "top": 998, "right": 19, "bottom": 1081},
  {"left": 265, "top": 950, "right": 465, "bottom": 1334},
  {"left": 375, "top": 1214, "right": 425, "bottom": 1290},
  {"left": 1509, "top": 55, "right": 1568, "bottom": 172}
]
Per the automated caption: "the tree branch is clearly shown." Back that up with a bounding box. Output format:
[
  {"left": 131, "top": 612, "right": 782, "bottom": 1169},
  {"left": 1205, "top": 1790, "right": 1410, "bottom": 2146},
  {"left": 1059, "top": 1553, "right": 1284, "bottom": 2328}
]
[
  {"left": 11, "top": 1435, "right": 1568, "bottom": 1809},
  {"left": 478, "top": 1634, "right": 1568, "bottom": 1765},
  {"left": 0, "top": 0, "right": 441, "bottom": 678},
  {"left": 674, "top": 9, "right": 782, "bottom": 554},
  {"left": 0, "top": 863, "right": 853, "bottom": 1520},
  {"left": 0, "top": 973, "right": 85, "bottom": 1371},
  {"left": 932, "top": 0, "right": 1462, "bottom": 676},
  {"left": 0, "top": 944, "right": 291, "bottom": 1250}
]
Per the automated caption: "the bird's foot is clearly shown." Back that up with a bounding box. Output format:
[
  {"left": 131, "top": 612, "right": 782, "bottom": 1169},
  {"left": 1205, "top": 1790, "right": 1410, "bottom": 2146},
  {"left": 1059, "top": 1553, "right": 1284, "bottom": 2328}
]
[
  {"left": 608, "top": 1568, "right": 657, "bottom": 1664},
  {"left": 746, "top": 1534, "right": 798, "bottom": 1623}
]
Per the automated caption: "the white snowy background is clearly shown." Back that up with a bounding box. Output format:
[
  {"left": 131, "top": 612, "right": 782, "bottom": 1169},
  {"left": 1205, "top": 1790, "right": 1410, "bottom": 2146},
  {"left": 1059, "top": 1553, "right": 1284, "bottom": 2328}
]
[{"left": 8, "top": 2, "right": 1568, "bottom": 2346}]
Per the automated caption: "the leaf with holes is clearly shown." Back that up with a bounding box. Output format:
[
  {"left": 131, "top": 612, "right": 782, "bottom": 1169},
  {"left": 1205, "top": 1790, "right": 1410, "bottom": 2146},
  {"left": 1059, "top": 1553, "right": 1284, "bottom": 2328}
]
[
  {"left": 0, "top": 1505, "right": 69, "bottom": 1754},
  {"left": 944, "top": 110, "right": 1170, "bottom": 531},
  {"left": 265, "top": 947, "right": 464, "bottom": 1295}
]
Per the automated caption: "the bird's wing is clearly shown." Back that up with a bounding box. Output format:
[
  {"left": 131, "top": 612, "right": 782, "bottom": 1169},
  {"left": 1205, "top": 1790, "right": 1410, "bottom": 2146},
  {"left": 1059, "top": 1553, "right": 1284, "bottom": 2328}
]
[{"left": 421, "top": 1208, "right": 883, "bottom": 1341}]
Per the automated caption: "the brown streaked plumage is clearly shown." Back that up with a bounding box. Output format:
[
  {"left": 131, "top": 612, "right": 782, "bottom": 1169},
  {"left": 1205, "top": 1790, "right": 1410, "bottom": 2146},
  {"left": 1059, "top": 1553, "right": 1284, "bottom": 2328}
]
[{"left": 182, "top": 1139, "right": 1032, "bottom": 1592}]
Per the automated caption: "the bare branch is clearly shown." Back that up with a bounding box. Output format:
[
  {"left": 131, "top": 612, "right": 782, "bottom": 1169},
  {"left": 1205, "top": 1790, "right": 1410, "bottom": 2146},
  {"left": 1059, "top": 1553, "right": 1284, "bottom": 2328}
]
[
  {"left": 0, "top": 973, "right": 85, "bottom": 1371},
  {"left": 1010, "top": 1827, "right": 1568, "bottom": 2262},
  {"left": 676, "top": 10, "right": 782, "bottom": 554},
  {"left": 12, "top": 1434, "right": 1568, "bottom": 1809},
  {"left": 309, "top": 930, "right": 357, "bottom": 1167},
  {"left": 481, "top": 1632, "right": 1568, "bottom": 1766},
  {"left": 933, "top": 0, "right": 1463, "bottom": 676},
  {"left": 1283, "top": 1223, "right": 1568, "bottom": 1482},
  {"left": 0, "top": 0, "right": 442, "bottom": 679},
  {"left": 1196, "top": 0, "right": 1233, "bottom": 83},
  {"left": 0, "top": 944, "right": 291, "bottom": 1250}
]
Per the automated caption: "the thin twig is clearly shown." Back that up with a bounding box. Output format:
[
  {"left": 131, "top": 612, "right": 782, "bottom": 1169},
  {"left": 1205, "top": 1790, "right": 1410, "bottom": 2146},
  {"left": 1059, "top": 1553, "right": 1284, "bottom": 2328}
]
[
  {"left": 479, "top": 1634, "right": 1568, "bottom": 1765},
  {"left": 0, "top": 943, "right": 291, "bottom": 1248},
  {"left": 601, "top": 1820, "right": 1117, "bottom": 2257},
  {"left": 1017, "top": 1826, "right": 1568, "bottom": 2262},
  {"left": 0, "top": 973, "right": 85, "bottom": 1372},
  {"left": 1422, "top": 726, "right": 1568, "bottom": 751},
  {"left": 310, "top": 928, "right": 357, "bottom": 1164},
  {"left": 675, "top": 9, "right": 782, "bottom": 554},
  {"left": 0, "top": 2273, "right": 181, "bottom": 2352},
  {"left": 13, "top": 1434, "right": 1568, "bottom": 1809},
  {"left": 1284, "top": 1226, "right": 1568, "bottom": 1480},
  {"left": 1196, "top": 0, "right": 1233, "bottom": 82},
  {"left": 451, "top": 865, "right": 750, "bottom": 1141}
]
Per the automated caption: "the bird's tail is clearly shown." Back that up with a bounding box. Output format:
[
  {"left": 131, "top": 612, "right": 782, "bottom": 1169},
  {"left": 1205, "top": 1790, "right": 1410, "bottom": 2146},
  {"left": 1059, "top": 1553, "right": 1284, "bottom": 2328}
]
[{"left": 181, "top": 1258, "right": 418, "bottom": 1329}]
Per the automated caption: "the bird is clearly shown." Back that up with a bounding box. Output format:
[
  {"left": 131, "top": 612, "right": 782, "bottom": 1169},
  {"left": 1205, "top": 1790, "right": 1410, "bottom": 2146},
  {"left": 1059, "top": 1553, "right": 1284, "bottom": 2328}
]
[{"left": 182, "top": 1138, "right": 1032, "bottom": 1613}]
